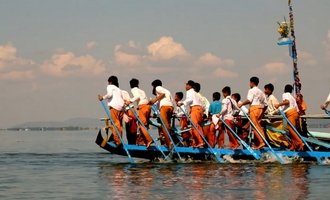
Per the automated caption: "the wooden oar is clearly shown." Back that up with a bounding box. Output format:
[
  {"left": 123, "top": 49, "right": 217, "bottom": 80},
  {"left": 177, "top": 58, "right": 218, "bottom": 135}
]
[
  {"left": 100, "top": 100, "right": 134, "bottom": 163},
  {"left": 127, "top": 105, "right": 167, "bottom": 159},
  {"left": 151, "top": 105, "right": 182, "bottom": 160},
  {"left": 240, "top": 109, "right": 286, "bottom": 164},
  {"left": 279, "top": 110, "right": 323, "bottom": 164},
  {"left": 219, "top": 118, "right": 261, "bottom": 160},
  {"left": 179, "top": 107, "right": 224, "bottom": 163}
]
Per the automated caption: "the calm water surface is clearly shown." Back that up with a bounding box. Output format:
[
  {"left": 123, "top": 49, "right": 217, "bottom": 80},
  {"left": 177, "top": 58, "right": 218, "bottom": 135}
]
[{"left": 0, "top": 130, "right": 329, "bottom": 200}]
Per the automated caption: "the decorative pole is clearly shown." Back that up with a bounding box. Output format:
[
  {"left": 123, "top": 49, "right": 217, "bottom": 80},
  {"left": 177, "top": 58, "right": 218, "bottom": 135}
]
[{"left": 288, "top": 0, "right": 301, "bottom": 97}]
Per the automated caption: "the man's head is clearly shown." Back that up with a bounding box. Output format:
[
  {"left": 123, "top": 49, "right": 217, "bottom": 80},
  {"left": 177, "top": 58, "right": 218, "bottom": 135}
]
[
  {"left": 108, "top": 76, "right": 119, "bottom": 87},
  {"left": 264, "top": 83, "right": 274, "bottom": 96},
  {"left": 212, "top": 92, "right": 221, "bottom": 101},
  {"left": 185, "top": 80, "right": 195, "bottom": 91},
  {"left": 129, "top": 78, "right": 139, "bottom": 89},
  {"left": 175, "top": 92, "right": 184, "bottom": 102},
  {"left": 250, "top": 76, "right": 259, "bottom": 88},
  {"left": 222, "top": 86, "right": 231, "bottom": 97}
]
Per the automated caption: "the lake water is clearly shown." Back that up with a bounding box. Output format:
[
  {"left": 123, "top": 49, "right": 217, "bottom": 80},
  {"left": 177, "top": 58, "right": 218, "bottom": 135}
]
[{"left": 1, "top": 130, "right": 330, "bottom": 199}]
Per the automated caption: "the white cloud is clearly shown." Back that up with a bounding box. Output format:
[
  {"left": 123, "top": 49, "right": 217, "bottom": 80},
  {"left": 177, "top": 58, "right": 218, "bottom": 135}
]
[
  {"left": 298, "top": 50, "right": 317, "bottom": 66},
  {"left": 114, "top": 45, "right": 143, "bottom": 66},
  {"left": 214, "top": 67, "right": 238, "bottom": 78},
  {"left": 85, "top": 41, "right": 97, "bottom": 50},
  {"left": 41, "top": 51, "right": 106, "bottom": 77},
  {"left": 253, "top": 62, "right": 289, "bottom": 75},
  {"left": 0, "top": 43, "right": 35, "bottom": 81},
  {"left": 196, "top": 53, "right": 235, "bottom": 67},
  {"left": 147, "top": 36, "right": 189, "bottom": 60}
]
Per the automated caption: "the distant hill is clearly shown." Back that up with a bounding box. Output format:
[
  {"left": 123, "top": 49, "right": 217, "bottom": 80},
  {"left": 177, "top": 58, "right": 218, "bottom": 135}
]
[{"left": 11, "top": 117, "right": 103, "bottom": 129}]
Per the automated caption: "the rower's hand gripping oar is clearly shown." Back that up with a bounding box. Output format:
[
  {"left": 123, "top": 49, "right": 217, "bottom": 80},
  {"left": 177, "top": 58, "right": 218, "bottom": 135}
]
[
  {"left": 218, "top": 116, "right": 261, "bottom": 160},
  {"left": 151, "top": 105, "right": 182, "bottom": 160},
  {"left": 179, "top": 106, "right": 224, "bottom": 163},
  {"left": 127, "top": 104, "right": 167, "bottom": 159},
  {"left": 279, "top": 110, "right": 324, "bottom": 164},
  {"left": 240, "top": 108, "right": 286, "bottom": 164},
  {"left": 100, "top": 100, "right": 135, "bottom": 163}
]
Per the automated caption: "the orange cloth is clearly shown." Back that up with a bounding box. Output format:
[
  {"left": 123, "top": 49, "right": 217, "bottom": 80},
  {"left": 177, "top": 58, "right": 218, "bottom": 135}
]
[
  {"left": 159, "top": 106, "right": 174, "bottom": 147},
  {"left": 138, "top": 104, "right": 152, "bottom": 145},
  {"left": 217, "top": 120, "right": 239, "bottom": 148},
  {"left": 109, "top": 107, "right": 124, "bottom": 145},
  {"left": 190, "top": 106, "right": 204, "bottom": 146},
  {"left": 249, "top": 105, "right": 265, "bottom": 147},
  {"left": 285, "top": 108, "right": 304, "bottom": 149},
  {"left": 208, "top": 123, "right": 217, "bottom": 148},
  {"left": 125, "top": 109, "right": 137, "bottom": 144},
  {"left": 179, "top": 116, "right": 192, "bottom": 146}
]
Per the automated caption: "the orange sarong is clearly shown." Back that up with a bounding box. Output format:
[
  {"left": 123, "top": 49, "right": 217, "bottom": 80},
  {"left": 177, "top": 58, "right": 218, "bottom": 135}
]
[
  {"left": 138, "top": 104, "right": 152, "bottom": 146},
  {"left": 285, "top": 108, "right": 304, "bottom": 149},
  {"left": 109, "top": 107, "right": 124, "bottom": 145},
  {"left": 159, "top": 106, "right": 174, "bottom": 147},
  {"left": 190, "top": 106, "right": 204, "bottom": 146},
  {"left": 249, "top": 105, "right": 265, "bottom": 148}
]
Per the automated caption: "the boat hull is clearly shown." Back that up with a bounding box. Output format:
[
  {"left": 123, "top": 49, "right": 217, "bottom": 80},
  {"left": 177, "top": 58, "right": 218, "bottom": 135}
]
[{"left": 95, "top": 129, "right": 330, "bottom": 162}]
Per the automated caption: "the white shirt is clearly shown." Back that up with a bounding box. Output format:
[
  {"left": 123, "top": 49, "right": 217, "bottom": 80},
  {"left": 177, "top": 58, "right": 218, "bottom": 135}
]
[
  {"left": 220, "top": 96, "right": 236, "bottom": 120},
  {"left": 103, "top": 84, "right": 125, "bottom": 111},
  {"left": 130, "top": 87, "right": 149, "bottom": 105},
  {"left": 155, "top": 86, "right": 173, "bottom": 108},
  {"left": 175, "top": 100, "right": 186, "bottom": 117},
  {"left": 266, "top": 94, "right": 279, "bottom": 115},
  {"left": 281, "top": 92, "right": 298, "bottom": 113},
  {"left": 183, "top": 88, "right": 202, "bottom": 107},
  {"left": 196, "top": 93, "right": 210, "bottom": 116},
  {"left": 121, "top": 90, "right": 131, "bottom": 101},
  {"left": 247, "top": 86, "right": 267, "bottom": 107}
]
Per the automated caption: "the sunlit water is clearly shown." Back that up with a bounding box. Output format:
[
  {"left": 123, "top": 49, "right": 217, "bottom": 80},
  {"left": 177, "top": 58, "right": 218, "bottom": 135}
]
[{"left": 1, "top": 130, "right": 330, "bottom": 199}]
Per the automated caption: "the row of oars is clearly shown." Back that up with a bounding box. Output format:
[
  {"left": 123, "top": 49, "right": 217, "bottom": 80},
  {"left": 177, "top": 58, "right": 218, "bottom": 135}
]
[{"left": 100, "top": 100, "right": 326, "bottom": 164}]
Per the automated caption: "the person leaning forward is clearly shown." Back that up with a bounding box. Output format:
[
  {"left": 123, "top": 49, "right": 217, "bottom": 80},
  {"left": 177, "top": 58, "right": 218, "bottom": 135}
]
[
  {"left": 98, "top": 76, "right": 125, "bottom": 146},
  {"left": 238, "top": 76, "right": 268, "bottom": 149},
  {"left": 177, "top": 80, "right": 205, "bottom": 148},
  {"left": 125, "top": 78, "right": 153, "bottom": 147},
  {"left": 149, "top": 79, "right": 174, "bottom": 148}
]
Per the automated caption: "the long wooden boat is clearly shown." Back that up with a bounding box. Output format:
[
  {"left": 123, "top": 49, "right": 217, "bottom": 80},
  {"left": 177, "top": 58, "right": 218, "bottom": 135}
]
[{"left": 95, "top": 112, "right": 330, "bottom": 163}]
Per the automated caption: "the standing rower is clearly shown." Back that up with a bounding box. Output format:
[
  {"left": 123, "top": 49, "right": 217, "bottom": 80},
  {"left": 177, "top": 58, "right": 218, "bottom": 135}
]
[
  {"left": 177, "top": 80, "right": 205, "bottom": 148},
  {"left": 149, "top": 79, "right": 174, "bottom": 148},
  {"left": 98, "top": 76, "right": 125, "bottom": 146},
  {"left": 275, "top": 84, "right": 304, "bottom": 151},
  {"left": 125, "top": 78, "right": 153, "bottom": 147},
  {"left": 238, "top": 76, "right": 268, "bottom": 149}
]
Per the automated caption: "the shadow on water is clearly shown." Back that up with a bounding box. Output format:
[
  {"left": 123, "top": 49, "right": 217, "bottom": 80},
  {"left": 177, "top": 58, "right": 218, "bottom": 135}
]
[{"left": 97, "top": 161, "right": 311, "bottom": 200}]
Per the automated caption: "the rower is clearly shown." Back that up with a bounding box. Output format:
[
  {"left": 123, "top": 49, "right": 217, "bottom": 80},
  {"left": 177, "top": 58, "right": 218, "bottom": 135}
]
[
  {"left": 238, "top": 76, "right": 268, "bottom": 149},
  {"left": 216, "top": 86, "right": 240, "bottom": 149},
  {"left": 208, "top": 92, "right": 222, "bottom": 148},
  {"left": 149, "top": 79, "right": 174, "bottom": 148},
  {"left": 97, "top": 76, "right": 125, "bottom": 146},
  {"left": 174, "top": 92, "right": 191, "bottom": 146},
  {"left": 275, "top": 84, "right": 304, "bottom": 151},
  {"left": 177, "top": 80, "right": 205, "bottom": 148},
  {"left": 125, "top": 78, "right": 153, "bottom": 147}
]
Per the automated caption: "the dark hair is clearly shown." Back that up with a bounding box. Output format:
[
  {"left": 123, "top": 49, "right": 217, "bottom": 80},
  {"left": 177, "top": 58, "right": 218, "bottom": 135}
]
[
  {"left": 151, "top": 79, "right": 162, "bottom": 87},
  {"left": 213, "top": 92, "right": 221, "bottom": 100},
  {"left": 222, "top": 86, "right": 231, "bottom": 95},
  {"left": 175, "top": 92, "right": 184, "bottom": 100},
  {"left": 250, "top": 76, "right": 259, "bottom": 86},
  {"left": 232, "top": 93, "right": 241, "bottom": 102},
  {"left": 108, "top": 76, "right": 119, "bottom": 87},
  {"left": 186, "top": 80, "right": 195, "bottom": 87},
  {"left": 284, "top": 84, "right": 293, "bottom": 93},
  {"left": 264, "top": 83, "right": 274, "bottom": 92},
  {"left": 193, "top": 82, "right": 201, "bottom": 92},
  {"left": 129, "top": 78, "right": 139, "bottom": 88}
]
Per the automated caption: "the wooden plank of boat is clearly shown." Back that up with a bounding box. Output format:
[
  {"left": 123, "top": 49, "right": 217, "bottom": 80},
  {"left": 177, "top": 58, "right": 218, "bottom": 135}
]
[{"left": 95, "top": 129, "right": 330, "bottom": 162}]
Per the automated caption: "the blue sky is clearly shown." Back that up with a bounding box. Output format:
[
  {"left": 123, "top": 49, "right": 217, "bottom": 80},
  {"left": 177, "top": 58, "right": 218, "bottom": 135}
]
[{"left": 0, "top": 0, "right": 329, "bottom": 128}]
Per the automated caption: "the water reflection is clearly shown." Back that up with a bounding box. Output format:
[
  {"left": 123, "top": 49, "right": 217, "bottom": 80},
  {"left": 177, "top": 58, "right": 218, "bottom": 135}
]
[{"left": 98, "top": 162, "right": 310, "bottom": 199}]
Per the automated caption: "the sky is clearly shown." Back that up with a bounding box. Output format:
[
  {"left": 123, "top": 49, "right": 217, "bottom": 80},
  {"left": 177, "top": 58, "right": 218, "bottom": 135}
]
[{"left": 0, "top": 0, "right": 329, "bottom": 128}]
